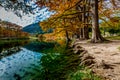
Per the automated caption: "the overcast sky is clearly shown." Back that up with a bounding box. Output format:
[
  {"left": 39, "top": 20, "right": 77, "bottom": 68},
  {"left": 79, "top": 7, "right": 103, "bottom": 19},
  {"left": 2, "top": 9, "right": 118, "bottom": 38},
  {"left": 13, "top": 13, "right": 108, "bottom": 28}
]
[{"left": 0, "top": 7, "right": 52, "bottom": 27}]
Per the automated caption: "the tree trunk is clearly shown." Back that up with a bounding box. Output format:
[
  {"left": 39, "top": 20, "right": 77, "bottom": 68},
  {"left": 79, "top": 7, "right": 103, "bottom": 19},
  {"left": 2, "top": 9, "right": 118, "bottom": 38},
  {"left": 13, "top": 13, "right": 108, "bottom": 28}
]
[
  {"left": 77, "top": 0, "right": 89, "bottom": 40},
  {"left": 91, "top": 0, "right": 105, "bottom": 43},
  {"left": 103, "top": 27, "right": 106, "bottom": 37},
  {"left": 79, "top": 28, "right": 83, "bottom": 40},
  {"left": 79, "top": 27, "right": 89, "bottom": 40},
  {"left": 65, "top": 30, "right": 71, "bottom": 48},
  {"left": 84, "top": 26, "right": 89, "bottom": 39}
]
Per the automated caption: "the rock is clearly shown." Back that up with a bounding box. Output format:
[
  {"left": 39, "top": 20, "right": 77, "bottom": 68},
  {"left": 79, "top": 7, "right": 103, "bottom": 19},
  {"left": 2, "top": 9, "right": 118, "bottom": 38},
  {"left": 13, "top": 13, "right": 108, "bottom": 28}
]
[
  {"left": 79, "top": 50, "right": 88, "bottom": 57},
  {"left": 73, "top": 45, "right": 85, "bottom": 54},
  {"left": 80, "top": 53, "right": 95, "bottom": 62},
  {"left": 76, "top": 45, "right": 82, "bottom": 49},
  {"left": 76, "top": 45, "right": 83, "bottom": 50},
  {"left": 87, "top": 64, "right": 96, "bottom": 68},
  {"left": 101, "top": 60, "right": 114, "bottom": 69},
  {"left": 80, "top": 59, "right": 96, "bottom": 66},
  {"left": 74, "top": 49, "right": 84, "bottom": 54}
]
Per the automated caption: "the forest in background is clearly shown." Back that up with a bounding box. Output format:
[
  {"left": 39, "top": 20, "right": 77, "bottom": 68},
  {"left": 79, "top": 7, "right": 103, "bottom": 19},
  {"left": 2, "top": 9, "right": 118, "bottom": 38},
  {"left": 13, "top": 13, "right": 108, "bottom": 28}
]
[{"left": 0, "top": 19, "right": 29, "bottom": 39}]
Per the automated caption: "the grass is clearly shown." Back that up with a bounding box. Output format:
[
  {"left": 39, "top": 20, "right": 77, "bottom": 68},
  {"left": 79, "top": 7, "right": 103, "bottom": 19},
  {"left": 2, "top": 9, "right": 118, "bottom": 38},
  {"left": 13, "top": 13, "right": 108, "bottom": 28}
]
[
  {"left": 29, "top": 36, "right": 38, "bottom": 40},
  {"left": 105, "top": 36, "right": 120, "bottom": 40},
  {"left": 0, "top": 39, "right": 28, "bottom": 45},
  {"left": 86, "top": 36, "right": 120, "bottom": 43},
  {"left": 67, "top": 68, "right": 101, "bottom": 80},
  {"left": 0, "top": 39, "right": 29, "bottom": 47}
]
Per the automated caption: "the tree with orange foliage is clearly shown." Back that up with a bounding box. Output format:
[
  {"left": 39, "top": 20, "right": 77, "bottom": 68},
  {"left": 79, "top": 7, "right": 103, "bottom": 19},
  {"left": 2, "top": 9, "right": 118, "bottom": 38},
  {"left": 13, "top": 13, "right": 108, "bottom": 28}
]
[
  {"left": 37, "top": 0, "right": 103, "bottom": 42},
  {"left": 37, "top": 0, "right": 120, "bottom": 43}
]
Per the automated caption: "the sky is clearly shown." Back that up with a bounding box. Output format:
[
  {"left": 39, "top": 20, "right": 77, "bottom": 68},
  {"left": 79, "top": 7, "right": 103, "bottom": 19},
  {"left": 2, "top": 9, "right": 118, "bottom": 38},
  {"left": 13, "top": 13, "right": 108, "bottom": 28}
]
[{"left": 0, "top": 7, "right": 53, "bottom": 27}]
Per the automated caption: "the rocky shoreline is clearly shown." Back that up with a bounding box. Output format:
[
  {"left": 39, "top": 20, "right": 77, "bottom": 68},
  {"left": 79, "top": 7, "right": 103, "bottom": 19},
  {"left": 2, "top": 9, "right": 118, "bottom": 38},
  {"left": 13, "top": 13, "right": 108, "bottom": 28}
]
[{"left": 0, "top": 47, "right": 21, "bottom": 59}]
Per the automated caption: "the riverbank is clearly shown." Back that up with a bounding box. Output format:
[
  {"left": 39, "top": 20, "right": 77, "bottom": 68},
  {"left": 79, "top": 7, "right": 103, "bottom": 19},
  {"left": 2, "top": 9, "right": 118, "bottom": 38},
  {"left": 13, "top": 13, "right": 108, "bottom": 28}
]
[
  {"left": 28, "top": 43, "right": 101, "bottom": 80},
  {"left": 0, "top": 39, "right": 29, "bottom": 46}
]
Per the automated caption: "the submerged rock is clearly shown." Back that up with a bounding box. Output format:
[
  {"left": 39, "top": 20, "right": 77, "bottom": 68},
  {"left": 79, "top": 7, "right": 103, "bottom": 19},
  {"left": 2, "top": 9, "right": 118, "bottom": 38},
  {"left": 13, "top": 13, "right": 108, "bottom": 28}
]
[{"left": 0, "top": 47, "right": 21, "bottom": 58}]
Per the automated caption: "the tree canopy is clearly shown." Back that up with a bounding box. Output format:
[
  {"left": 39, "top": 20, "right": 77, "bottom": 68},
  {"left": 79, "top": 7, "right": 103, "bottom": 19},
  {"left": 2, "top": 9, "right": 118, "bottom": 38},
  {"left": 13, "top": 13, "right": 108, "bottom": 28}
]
[
  {"left": 37, "top": 0, "right": 120, "bottom": 42},
  {"left": 0, "top": 0, "right": 44, "bottom": 17}
]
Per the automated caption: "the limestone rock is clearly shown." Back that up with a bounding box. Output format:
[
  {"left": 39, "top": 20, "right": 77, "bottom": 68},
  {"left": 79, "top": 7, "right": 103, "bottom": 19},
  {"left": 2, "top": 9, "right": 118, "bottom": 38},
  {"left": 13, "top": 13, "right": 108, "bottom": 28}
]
[{"left": 80, "top": 59, "right": 96, "bottom": 66}]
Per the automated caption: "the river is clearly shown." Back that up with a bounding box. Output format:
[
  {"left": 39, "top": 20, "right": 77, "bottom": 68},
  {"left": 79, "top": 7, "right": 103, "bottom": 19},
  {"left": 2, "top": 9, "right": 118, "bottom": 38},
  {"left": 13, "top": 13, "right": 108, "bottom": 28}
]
[{"left": 0, "top": 40, "right": 43, "bottom": 80}]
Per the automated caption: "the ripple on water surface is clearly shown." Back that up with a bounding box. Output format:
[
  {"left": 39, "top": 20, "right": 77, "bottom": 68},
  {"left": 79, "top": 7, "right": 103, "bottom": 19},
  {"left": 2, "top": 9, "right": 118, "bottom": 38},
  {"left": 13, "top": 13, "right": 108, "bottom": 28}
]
[{"left": 0, "top": 48, "right": 42, "bottom": 80}]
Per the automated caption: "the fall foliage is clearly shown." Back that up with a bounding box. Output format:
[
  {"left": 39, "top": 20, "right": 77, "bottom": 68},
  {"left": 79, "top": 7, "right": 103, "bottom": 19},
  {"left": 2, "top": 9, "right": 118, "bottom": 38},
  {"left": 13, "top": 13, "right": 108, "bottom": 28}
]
[
  {"left": 36, "top": 0, "right": 120, "bottom": 43},
  {"left": 0, "top": 20, "right": 29, "bottom": 39}
]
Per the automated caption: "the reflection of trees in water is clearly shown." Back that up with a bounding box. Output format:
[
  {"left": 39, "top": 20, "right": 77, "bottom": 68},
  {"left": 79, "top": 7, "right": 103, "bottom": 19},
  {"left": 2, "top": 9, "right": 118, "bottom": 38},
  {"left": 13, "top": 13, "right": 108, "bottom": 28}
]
[
  {"left": 0, "top": 40, "right": 30, "bottom": 49},
  {"left": 0, "top": 40, "right": 30, "bottom": 58},
  {"left": 24, "top": 41, "right": 59, "bottom": 52},
  {"left": 0, "top": 48, "right": 2, "bottom": 53}
]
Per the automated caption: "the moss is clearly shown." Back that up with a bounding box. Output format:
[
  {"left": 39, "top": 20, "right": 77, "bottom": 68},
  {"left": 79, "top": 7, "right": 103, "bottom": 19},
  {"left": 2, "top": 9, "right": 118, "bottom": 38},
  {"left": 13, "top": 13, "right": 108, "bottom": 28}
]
[{"left": 67, "top": 68, "right": 101, "bottom": 80}]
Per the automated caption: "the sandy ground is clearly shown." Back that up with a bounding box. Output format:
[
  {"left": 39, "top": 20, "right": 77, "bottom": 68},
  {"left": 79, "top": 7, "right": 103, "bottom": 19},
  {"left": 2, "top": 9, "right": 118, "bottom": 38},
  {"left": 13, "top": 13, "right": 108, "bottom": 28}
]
[{"left": 75, "top": 40, "right": 120, "bottom": 80}]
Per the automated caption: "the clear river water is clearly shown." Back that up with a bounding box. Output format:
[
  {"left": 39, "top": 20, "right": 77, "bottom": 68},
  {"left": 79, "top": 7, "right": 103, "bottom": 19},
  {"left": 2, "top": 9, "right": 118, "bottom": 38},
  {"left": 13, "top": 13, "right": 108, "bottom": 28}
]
[{"left": 0, "top": 40, "right": 43, "bottom": 80}]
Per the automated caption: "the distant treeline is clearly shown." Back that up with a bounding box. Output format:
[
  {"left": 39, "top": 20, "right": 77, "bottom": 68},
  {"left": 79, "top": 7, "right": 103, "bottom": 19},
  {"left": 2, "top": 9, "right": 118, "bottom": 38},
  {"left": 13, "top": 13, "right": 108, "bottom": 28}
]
[
  {"left": 0, "top": 20, "right": 30, "bottom": 39},
  {"left": 0, "top": 27, "right": 29, "bottom": 39}
]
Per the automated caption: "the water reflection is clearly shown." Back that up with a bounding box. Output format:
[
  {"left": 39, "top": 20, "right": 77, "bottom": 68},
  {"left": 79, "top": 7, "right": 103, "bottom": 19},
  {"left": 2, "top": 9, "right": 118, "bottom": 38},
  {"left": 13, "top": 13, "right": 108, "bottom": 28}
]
[
  {"left": 24, "top": 41, "right": 57, "bottom": 52},
  {"left": 0, "top": 48, "right": 42, "bottom": 80},
  {"left": 0, "top": 40, "right": 43, "bottom": 80},
  {"left": 0, "top": 40, "right": 29, "bottom": 53}
]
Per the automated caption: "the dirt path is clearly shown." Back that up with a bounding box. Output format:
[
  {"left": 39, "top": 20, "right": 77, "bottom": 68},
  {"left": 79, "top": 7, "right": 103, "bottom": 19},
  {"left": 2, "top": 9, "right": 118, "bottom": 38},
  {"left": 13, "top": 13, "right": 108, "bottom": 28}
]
[{"left": 75, "top": 40, "right": 120, "bottom": 80}]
